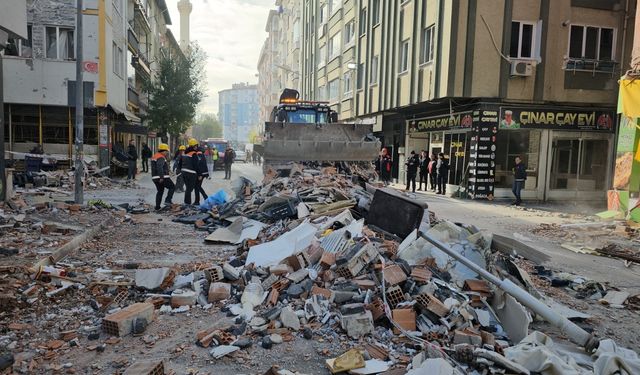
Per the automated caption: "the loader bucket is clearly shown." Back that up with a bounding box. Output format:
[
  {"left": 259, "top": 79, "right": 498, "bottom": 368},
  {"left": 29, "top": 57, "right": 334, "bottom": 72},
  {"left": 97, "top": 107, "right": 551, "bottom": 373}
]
[{"left": 263, "top": 122, "right": 381, "bottom": 162}]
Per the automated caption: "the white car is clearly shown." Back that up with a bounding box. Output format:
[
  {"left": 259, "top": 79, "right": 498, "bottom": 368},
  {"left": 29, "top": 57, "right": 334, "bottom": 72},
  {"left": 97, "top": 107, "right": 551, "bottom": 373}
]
[{"left": 235, "top": 150, "right": 246, "bottom": 163}]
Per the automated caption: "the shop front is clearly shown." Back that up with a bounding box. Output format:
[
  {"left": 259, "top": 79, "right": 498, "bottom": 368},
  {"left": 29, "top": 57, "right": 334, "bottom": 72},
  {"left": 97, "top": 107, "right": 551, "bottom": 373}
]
[
  {"left": 406, "top": 111, "right": 473, "bottom": 193},
  {"left": 406, "top": 104, "right": 616, "bottom": 202},
  {"left": 495, "top": 106, "right": 615, "bottom": 202}
]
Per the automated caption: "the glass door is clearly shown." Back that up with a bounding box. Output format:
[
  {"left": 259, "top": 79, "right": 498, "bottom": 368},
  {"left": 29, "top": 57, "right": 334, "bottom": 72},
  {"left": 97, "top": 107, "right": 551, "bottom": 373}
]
[{"left": 549, "top": 133, "right": 611, "bottom": 192}]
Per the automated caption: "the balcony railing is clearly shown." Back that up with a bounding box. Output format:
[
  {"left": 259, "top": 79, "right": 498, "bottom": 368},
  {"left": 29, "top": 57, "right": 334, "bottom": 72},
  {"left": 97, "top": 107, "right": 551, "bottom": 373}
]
[
  {"left": 128, "top": 87, "right": 140, "bottom": 107},
  {"left": 563, "top": 58, "right": 618, "bottom": 76},
  {"left": 127, "top": 28, "right": 139, "bottom": 53}
]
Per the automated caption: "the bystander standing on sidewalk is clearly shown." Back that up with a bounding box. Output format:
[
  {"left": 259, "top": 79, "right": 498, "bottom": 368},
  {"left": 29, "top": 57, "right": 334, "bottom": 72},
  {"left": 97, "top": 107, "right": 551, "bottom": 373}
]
[
  {"left": 141, "top": 143, "right": 152, "bottom": 173},
  {"left": 512, "top": 155, "right": 527, "bottom": 206},
  {"left": 405, "top": 150, "right": 419, "bottom": 193},
  {"left": 436, "top": 153, "right": 449, "bottom": 195},
  {"left": 418, "top": 150, "right": 428, "bottom": 191},
  {"left": 428, "top": 154, "right": 437, "bottom": 192},
  {"left": 376, "top": 148, "right": 392, "bottom": 186},
  {"left": 127, "top": 140, "right": 138, "bottom": 180},
  {"left": 223, "top": 147, "right": 235, "bottom": 180}
]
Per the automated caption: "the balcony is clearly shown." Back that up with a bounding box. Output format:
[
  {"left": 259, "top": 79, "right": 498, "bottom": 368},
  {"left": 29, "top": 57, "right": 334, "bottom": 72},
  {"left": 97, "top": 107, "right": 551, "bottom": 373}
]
[
  {"left": 128, "top": 87, "right": 140, "bottom": 107},
  {"left": 563, "top": 58, "right": 618, "bottom": 76},
  {"left": 134, "top": 0, "right": 151, "bottom": 32},
  {"left": 127, "top": 28, "right": 139, "bottom": 53}
]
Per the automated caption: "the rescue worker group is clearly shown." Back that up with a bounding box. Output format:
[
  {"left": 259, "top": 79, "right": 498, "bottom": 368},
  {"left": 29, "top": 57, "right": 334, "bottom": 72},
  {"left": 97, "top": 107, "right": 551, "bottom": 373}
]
[{"left": 150, "top": 138, "right": 220, "bottom": 211}]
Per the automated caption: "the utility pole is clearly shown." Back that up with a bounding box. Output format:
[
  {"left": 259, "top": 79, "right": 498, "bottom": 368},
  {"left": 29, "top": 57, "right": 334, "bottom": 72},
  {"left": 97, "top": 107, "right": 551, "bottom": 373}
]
[
  {"left": 74, "top": 0, "right": 84, "bottom": 204},
  {"left": 0, "top": 53, "right": 5, "bottom": 202}
]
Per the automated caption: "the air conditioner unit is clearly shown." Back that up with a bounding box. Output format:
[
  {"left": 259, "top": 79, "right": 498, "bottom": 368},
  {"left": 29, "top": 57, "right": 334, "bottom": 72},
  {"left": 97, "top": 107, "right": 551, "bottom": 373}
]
[{"left": 510, "top": 60, "right": 534, "bottom": 76}]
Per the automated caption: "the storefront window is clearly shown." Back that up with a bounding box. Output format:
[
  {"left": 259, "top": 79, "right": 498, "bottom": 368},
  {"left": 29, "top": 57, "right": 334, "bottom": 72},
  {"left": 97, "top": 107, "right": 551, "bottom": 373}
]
[
  {"left": 495, "top": 130, "right": 541, "bottom": 188},
  {"left": 551, "top": 137, "right": 609, "bottom": 190},
  {"left": 443, "top": 132, "right": 470, "bottom": 185}
]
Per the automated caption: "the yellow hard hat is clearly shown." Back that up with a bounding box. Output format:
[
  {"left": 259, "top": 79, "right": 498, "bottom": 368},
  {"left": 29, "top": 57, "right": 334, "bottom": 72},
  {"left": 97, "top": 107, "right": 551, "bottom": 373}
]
[
  {"left": 179, "top": 145, "right": 186, "bottom": 151},
  {"left": 188, "top": 138, "right": 198, "bottom": 147},
  {"left": 158, "top": 143, "right": 170, "bottom": 152}
]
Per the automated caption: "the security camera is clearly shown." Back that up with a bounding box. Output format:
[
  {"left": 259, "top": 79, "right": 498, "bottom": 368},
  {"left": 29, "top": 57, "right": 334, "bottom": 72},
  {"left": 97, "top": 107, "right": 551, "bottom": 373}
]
[{"left": 562, "top": 20, "right": 571, "bottom": 27}]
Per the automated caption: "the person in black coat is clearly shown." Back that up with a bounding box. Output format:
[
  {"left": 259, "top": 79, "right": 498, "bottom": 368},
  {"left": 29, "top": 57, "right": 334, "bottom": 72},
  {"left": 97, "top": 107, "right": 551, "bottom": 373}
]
[
  {"left": 127, "top": 140, "right": 138, "bottom": 180},
  {"left": 436, "top": 153, "right": 449, "bottom": 195},
  {"left": 512, "top": 155, "right": 527, "bottom": 206},
  {"left": 141, "top": 143, "right": 152, "bottom": 173},
  {"left": 418, "top": 150, "right": 428, "bottom": 191},
  {"left": 223, "top": 147, "right": 235, "bottom": 180},
  {"left": 405, "top": 150, "right": 419, "bottom": 193}
]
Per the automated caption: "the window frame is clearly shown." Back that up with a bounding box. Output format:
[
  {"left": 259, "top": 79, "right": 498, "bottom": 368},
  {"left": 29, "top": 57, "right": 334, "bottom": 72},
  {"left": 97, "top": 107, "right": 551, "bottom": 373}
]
[
  {"left": 319, "top": 4, "right": 328, "bottom": 24},
  {"left": 370, "top": 55, "right": 379, "bottom": 85},
  {"left": 5, "top": 24, "right": 33, "bottom": 58},
  {"left": 44, "top": 25, "right": 76, "bottom": 60},
  {"left": 328, "top": 32, "right": 342, "bottom": 60},
  {"left": 356, "top": 62, "right": 365, "bottom": 90},
  {"left": 510, "top": 21, "right": 537, "bottom": 60},
  {"left": 567, "top": 24, "right": 616, "bottom": 61},
  {"left": 328, "top": 78, "right": 340, "bottom": 102},
  {"left": 344, "top": 20, "right": 355, "bottom": 48},
  {"left": 420, "top": 24, "right": 435, "bottom": 65},
  {"left": 359, "top": 8, "right": 367, "bottom": 36},
  {"left": 372, "top": 0, "right": 380, "bottom": 26},
  {"left": 318, "top": 44, "right": 327, "bottom": 68},
  {"left": 398, "top": 39, "right": 409, "bottom": 74},
  {"left": 330, "top": 0, "right": 342, "bottom": 15},
  {"left": 343, "top": 71, "right": 353, "bottom": 97}
]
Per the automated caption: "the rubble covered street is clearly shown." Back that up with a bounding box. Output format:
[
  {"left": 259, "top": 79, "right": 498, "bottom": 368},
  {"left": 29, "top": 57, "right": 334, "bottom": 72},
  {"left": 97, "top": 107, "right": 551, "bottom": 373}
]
[{"left": 1, "top": 163, "right": 640, "bottom": 374}]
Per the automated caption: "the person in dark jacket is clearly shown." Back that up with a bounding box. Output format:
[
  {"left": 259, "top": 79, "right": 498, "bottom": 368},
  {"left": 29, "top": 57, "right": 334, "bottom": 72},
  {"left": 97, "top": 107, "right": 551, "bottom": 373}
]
[
  {"left": 181, "top": 138, "right": 199, "bottom": 205},
  {"left": 377, "top": 148, "right": 392, "bottom": 186},
  {"left": 428, "top": 154, "right": 437, "bottom": 191},
  {"left": 150, "top": 143, "right": 175, "bottom": 210},
  {"left": 405, "top": 150, "right": 419, "bottom": 193},
  {"left": 512, "top": 155, "right": 527, "bottom": 206},
  {"left": 223, "top": 147, "right": 235, "bottom": 180},
  {"left": 173, "top": 145, "right": 186, "bottom": 193},
  {"left": 141, "top": 143, "right": 152, "bottom": 173},
  {"left": 418, "top": 150, "right": 428, "bottom": 191},
  {"left": 195, "top": 146, "right": 209, "bottom": 202},
  {"left": 127, "top": 140, "right": 138, "bottom": 180},
  {"left": 436, "top": 153, "right": 449, "bottom": 195}
]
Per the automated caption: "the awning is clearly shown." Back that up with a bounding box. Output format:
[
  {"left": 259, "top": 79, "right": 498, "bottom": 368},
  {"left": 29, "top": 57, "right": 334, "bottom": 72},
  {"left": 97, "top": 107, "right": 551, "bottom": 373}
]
[{"left": 114, "top": 123, "right": 149, "bottom": 135}]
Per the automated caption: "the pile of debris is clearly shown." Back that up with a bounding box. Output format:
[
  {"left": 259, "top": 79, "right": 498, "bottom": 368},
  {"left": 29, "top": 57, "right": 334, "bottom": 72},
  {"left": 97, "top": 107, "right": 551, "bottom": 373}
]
[
  {"left": 12, "top": 168, "right": 140, "bottom": 192},
  {"left": 3, "top": 165, "right": 640, "bottom": 374}
]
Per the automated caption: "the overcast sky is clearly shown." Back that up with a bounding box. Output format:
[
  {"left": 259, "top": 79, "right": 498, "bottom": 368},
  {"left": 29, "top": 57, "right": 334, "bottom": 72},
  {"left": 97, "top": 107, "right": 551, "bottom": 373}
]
[{"left": 164, "top": 0, "right": 272, "bottom": 115}]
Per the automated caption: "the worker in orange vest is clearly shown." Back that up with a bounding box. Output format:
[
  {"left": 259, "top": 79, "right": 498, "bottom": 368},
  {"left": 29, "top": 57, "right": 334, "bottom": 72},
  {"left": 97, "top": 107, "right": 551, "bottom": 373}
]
[{"left": 150, "top": 143, "right": 175, "bottom": 210}]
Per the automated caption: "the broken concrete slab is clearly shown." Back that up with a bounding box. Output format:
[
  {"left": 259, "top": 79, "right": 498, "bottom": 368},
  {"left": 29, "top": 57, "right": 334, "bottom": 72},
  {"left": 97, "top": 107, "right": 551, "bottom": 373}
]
[
  {"left": 210, "top": 345, "right": 240, "bottom": 359},
  {"left": 348, "top": 359, "right": 392, "bottom": 374},
  {"left": 280, "top": 306, "right": 301, "bottom": 330},
  {"left": 134, "top": 268, "right": 170, "bottom": 290},
  {"left": 246, "top": 222, "right": 317, "bottom": 267},
  {"left": 341, "top": 309, "right": 374, "bottom": 338},
  {"left": 600, "top": 291, "right": 630, "bottom": 308}
]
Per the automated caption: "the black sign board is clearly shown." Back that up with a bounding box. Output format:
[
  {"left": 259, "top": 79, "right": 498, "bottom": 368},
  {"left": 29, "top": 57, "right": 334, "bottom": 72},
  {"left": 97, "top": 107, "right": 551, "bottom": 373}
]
[
  {"left": 408, "top": 111, "right": 474, "bottom": 133},
  {"left": 499, "top": 107, "right": 615, "bottom": 132},
  {"left": 467, "top": 109, "right": 498, "bottom": 199}
]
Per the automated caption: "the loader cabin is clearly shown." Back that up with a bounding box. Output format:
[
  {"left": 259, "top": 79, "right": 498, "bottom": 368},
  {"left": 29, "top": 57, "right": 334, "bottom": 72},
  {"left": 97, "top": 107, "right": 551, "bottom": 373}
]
[{"left": 270, "top": 89, "right": 338, "bottom": 124}]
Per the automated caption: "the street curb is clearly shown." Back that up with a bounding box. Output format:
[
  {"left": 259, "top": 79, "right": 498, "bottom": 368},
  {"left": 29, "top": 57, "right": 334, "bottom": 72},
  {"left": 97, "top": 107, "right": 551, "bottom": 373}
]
[{"left": 33, "top": 217, "right": 114, "bottom": 269}]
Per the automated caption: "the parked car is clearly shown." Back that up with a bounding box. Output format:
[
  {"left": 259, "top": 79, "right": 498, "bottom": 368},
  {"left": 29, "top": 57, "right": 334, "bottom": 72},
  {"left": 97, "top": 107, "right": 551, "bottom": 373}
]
[{"left": 235, "top": 150, "right": 246, "bottom": 163}]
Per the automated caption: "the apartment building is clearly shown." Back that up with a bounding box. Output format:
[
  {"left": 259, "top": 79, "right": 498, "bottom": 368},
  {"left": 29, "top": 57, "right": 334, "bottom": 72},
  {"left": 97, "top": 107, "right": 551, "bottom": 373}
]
[
  {"left": 218, "top": 83, "right": 260, "bottom": 145},
  {"left": 300, "top": 0, "right": 634, "bottom": 201},
  {"left": 257, "top": 1, "right": 302, "bottom": 126},
  {"left": 2, "top": 0, "right": 178, "bottom": 170}
]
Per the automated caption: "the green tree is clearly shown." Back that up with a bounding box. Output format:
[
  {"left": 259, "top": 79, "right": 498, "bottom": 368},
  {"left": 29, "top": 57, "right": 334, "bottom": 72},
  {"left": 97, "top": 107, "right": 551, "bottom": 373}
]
[
  {"left": 192, "top": 113, "right": 223, "bottom": 140},
  {"left": 144, "top": 43, "right": 206, "bottom": 141}
]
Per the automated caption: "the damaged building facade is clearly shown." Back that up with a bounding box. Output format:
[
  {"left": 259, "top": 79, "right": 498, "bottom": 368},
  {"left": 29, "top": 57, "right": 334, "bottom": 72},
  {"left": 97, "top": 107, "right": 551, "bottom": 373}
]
[
  {"left": 2, "top": 0, "right": 180, "bottom": 170},
  {"left": 299, "top": 0, "right": 633, "bottom": 202}
]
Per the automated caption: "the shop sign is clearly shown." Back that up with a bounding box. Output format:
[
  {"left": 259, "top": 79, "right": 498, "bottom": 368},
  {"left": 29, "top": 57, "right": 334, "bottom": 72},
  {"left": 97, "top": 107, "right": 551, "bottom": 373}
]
[
  {"left": 148, "top": 131, "right": 157, "bottom": 138},
  {"left": 467, "top": 109, "right": 498, "bottom": 200},
  {"left": 499, "top": 107, "right": 615, "bottom": 132},
  {"left": 408, "top": 111, "right": 473, "bottom": 133}
]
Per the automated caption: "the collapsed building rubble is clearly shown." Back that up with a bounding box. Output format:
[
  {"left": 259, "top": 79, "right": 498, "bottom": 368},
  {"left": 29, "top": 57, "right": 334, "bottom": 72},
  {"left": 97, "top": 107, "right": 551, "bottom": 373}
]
[{"left": 2, "top": 165, "right": 640, "bottom": 374}]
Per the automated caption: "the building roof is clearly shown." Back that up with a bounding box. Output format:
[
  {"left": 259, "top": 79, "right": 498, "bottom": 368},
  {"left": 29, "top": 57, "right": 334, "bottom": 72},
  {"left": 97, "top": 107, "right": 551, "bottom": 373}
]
[{"left": 156, "top": 0, "right": 172, "bottom": 25}]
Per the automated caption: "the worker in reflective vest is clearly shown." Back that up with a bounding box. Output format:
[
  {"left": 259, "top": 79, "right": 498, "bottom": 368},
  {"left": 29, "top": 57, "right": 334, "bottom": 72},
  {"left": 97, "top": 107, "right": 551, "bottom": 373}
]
[
  {"left": 150, "top": 143, "right": 175, "bottom": 210},
  {"left": 181, "top": 138, "right": 200, "bottom": 205}
]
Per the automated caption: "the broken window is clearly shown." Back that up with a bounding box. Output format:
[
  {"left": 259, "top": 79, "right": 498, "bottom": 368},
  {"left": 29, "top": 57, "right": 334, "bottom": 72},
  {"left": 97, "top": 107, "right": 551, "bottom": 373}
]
[
  {"left": 45, "top": 26, "right": 75, "bottom": 60},
  {"left": 5, "top": 25, "right": 32, "bottom": 58}
]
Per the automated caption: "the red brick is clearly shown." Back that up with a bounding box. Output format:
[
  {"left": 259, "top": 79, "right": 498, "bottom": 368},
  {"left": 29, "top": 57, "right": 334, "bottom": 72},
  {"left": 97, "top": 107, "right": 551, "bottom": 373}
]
[
  {"left": 383, "top": 264, "right": 407, "bottom": 286},
  {"left": 392, "top": 308, "right": 416, "bottom": 332}
]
